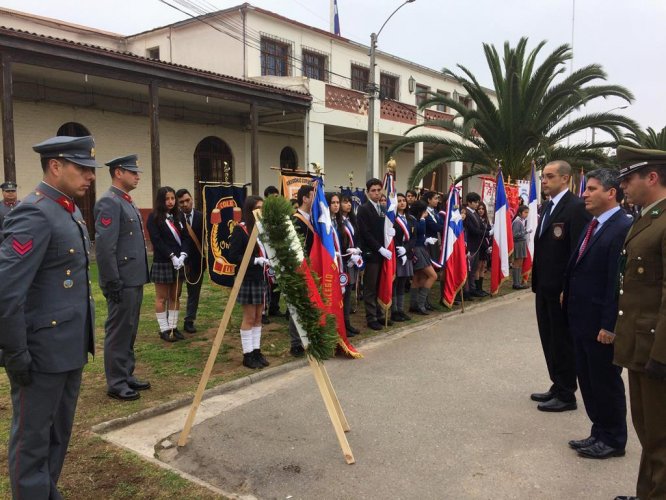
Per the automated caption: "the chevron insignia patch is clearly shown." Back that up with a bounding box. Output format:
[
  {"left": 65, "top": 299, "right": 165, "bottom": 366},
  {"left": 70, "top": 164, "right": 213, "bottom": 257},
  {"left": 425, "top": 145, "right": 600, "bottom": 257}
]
[
  {"left": 101, "top": 217, "right": 112, "bottom": 227},
  {"left": 12, "top": 238, "right": 33, "bottom": 256}
]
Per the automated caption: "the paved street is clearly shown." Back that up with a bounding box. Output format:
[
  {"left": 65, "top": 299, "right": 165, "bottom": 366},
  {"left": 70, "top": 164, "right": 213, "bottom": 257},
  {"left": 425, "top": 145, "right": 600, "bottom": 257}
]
[{"left": 103, "top": 292, "right": 638, "bottom": 499}]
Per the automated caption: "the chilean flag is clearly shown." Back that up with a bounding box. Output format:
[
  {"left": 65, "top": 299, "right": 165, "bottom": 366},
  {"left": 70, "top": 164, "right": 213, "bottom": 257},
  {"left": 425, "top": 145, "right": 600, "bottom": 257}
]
[
  {"left": 377, "top": 172, "right": 397, "bottom": 315},
  {"left": 310, "top": 177, "right": 361, "bottom": 358},
  {"left": 490, "top": 169, "right": 514, "bottom": 295},
  {"left": 441, "top": 184, "right": 467, "bottom": 307},
  {"left": 522, "top": 161, "right": 538, "bottom": 281}
]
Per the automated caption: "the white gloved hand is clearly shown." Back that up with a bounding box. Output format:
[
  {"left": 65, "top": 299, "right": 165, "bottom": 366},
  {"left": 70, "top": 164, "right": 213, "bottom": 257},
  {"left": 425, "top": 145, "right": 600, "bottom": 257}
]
[
  {"left": 177, "top": 255, "right": 186, "bottom": 268},
  {"left": 526, "top": 228, "right": 533, "bottom": 234},
  {"left": 179, "top": 252, "right": 187, "bottom": 259},
  {"left": 396, "top": 246, "right": 406, "bottom": 257},
  {"left": 349, "top": 247, "right": 362, "bottom": 255},
  {"left": 254, "top": 257, "right": 269, "bottom": 266},
  {"left": 170, "top": 255, "right": 181, "bottom": 269},
  {"left": 401, "top": 255, "right": 407, "bottom": 266},
  {"left": 488, "top": 227, "right": 494, "bottom": 236},
  {"left": 425, "top": 237, "right": 438, "bottom": 246},
  {"left": 379, "top": 247, "right": 393, "bottom": 260},
  {"left": 387, "top": 227, "right": 396, "bottom": 238},
  {"left": 350, "top": 254, "right": 362, "bottom": 267}
]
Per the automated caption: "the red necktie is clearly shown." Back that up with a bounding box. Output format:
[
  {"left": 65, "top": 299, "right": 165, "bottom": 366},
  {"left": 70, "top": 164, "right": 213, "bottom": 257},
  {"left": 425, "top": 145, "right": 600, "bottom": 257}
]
[{"left": 576, "top": 218, "right": 599, "bottom": 262}]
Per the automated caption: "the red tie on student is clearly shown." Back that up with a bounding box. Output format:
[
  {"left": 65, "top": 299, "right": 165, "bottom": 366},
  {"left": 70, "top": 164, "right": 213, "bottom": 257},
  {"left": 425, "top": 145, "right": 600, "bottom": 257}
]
[{"left": 576, "top": 218, "right": 599, "bottom": 263}]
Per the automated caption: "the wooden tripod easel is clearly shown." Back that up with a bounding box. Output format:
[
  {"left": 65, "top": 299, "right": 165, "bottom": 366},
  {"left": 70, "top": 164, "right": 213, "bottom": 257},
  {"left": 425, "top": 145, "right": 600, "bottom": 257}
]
[{"left": 177, "top": 221, "right": 355, "bottom": 464}]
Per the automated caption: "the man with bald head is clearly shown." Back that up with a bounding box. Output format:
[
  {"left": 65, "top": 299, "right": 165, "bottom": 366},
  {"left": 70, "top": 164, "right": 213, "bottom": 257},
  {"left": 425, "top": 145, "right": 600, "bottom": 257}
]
[{"left": 531, "top": 160, "right": 591, "bottom": 412}]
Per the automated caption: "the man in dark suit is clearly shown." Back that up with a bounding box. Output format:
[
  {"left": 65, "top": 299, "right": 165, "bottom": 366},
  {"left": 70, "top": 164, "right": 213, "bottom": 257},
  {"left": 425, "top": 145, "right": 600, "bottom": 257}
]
[
  {"left": 564, "top": 168, "right": 631, "bottom": 459},
  {"left": 463, "top": 192, "right": 488, "bottom": 297},
  {"left": 357, "top": 178, "right": 394, "bottom": 331},
  {"left": 0, "top": 135, "right": 99, "bottom": 498},
  {"left": 95, "top": 155, "right": 151, "bottom": 401},
  {"left": 614, "top": 146, "right": 666, "bottom": 500},
  {"left": 176, "top": 189, "right": 204, "bottom": 333},
  {"left": 531, "top": 160, "right": 591, "bottom": 412}
]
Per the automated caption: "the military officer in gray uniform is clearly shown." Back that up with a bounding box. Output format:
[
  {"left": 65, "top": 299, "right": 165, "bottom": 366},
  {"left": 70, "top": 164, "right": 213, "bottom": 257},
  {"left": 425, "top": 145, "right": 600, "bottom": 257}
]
[
  {"left": 0, "top": 180, "right": 20, "bottom": 240},
  {"left": 94, "top": 154, "right": 150, "bottom": 401},
  {"left": 614, "top": 146, "right": 666, "bottom": 500},
  {"left": 0, "top": 135, "right": 98, "bottom": 499}
]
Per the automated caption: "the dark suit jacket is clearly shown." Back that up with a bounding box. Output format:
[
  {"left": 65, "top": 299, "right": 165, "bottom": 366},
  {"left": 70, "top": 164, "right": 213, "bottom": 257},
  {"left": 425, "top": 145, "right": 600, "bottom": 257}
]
[
  {"left": 146, "top": 212, "right": 191, "bottom": 263},
  {"left": 564, "top": 209, "right": 632, "bottom": 336},
  {"left": 357, "top": 201, "right": 386, "bottom": 263},
  {"left": 464, "top": 207, "right": 485, "bottom": 255},
  {"left": 181, "top": 209, "right": 204, "bottom": 275},
  {"left": 532, "top": 191, "right": 591, "bottom": 297}
]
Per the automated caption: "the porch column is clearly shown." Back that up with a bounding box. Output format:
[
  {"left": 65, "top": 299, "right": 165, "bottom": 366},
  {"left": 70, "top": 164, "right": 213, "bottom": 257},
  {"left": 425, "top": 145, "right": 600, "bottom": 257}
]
[
  {"left": 1, "top": 55, "right": 15, "bottom": 182},
  {"left": 149, "top": 81, "right": 160, "bottom": 199},
  {"left": 250, "top": 102, "right": 259, "bottom": 195}
]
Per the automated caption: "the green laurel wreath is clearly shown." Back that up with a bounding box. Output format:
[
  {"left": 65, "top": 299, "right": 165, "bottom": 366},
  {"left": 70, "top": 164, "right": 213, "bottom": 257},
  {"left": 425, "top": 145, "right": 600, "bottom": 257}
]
[{"left": 259, "top": 195, "right": 338, "bottom": 361}]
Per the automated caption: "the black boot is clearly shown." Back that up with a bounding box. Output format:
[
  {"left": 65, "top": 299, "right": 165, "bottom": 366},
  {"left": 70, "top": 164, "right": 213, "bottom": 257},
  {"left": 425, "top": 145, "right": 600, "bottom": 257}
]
[
  {"left": 243, "top": 352, "right": 261, "bottom": 369},
  {"left": 252, "top": 349, "right": 269, "bottom": 367},
  {"left": 476, "top": 278, "right": 490, "bottom": 296}
]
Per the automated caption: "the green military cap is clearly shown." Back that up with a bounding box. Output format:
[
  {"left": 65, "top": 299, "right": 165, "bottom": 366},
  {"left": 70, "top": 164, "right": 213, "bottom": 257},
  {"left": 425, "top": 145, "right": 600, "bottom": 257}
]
[
  {"left": 32, "top": 135, "right": 100, "bottom": 168},
  {"left": 105, "top": 154, "right": 142, "bottom": 173},
  {"left": 616, "top": 145, "right": 666, "bottom": 179}
]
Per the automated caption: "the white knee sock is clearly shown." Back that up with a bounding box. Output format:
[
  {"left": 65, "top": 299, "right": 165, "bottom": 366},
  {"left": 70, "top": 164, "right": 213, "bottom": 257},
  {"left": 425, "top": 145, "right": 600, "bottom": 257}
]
[
  {"left": 252, "top": 326, "right": 262, "bottom": 350},
  {"left": 156, "top": 311, "right": 169, "bottom": 332},
  {"left": 168, "top": 310, "right": 178, "bottom": 329},
  {"left": 240, "top": 329, "right": 254, "bottom": 354}
]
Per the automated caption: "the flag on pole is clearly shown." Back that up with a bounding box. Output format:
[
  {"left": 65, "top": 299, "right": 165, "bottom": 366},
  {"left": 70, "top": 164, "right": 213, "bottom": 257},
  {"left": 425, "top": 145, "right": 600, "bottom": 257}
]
[
  {"left": 522, "top": 161, "right": 538, "bottom": 281},
  {"left": 490, "top": 169, "right": 514, "bottom": 295},
  {"left": 441, "top": 184, "right": 467, "bottom": 307},
  {"left": 377, "top": 172, "right": 397, "bottom": 315},
  {"left": 333, "top": 0, "right": 341, "bottom": 35},
  {"left": 310, "top": 177, "right": 361, "bottom": 357},
  {"left": 578, "top": 168, "right": 587, "bottom": 197}
]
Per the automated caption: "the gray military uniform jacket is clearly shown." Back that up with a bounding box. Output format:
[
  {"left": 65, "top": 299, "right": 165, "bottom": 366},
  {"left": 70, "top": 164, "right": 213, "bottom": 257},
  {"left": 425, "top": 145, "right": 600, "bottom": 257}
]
[
  {"left": 94, "top": 186, "right": 149, "bottom": 290},
  {"left": 0, "top": 182, "right": 95, "bottom": 372}
]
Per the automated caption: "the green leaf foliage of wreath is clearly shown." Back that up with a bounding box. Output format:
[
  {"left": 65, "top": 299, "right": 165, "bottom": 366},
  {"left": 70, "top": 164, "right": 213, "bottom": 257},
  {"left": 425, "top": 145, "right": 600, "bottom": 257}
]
[{"left": 259, "top": 195, "right": 339, "bottom": 361}]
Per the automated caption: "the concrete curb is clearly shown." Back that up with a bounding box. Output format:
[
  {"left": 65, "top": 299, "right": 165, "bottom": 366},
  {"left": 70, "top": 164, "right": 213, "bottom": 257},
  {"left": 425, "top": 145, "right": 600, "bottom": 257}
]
[{"left": 92, "top": 289, "right": 530, "bottom": 435}]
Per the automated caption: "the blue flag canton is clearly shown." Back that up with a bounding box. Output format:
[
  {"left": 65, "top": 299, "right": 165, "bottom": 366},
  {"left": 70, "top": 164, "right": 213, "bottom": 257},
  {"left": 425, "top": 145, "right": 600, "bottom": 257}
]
[{"left": 311, "top": 177, "right": 337, "bottom": 257}]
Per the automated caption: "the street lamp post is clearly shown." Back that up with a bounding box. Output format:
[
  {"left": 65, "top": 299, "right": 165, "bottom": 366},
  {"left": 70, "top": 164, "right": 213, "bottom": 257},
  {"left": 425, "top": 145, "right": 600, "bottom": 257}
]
[
  {"left": 366, "top": 0, "right": 416, "bottom": 181},
  {"left": 591, "top": 105, "right": 628, "bottom": 145}
]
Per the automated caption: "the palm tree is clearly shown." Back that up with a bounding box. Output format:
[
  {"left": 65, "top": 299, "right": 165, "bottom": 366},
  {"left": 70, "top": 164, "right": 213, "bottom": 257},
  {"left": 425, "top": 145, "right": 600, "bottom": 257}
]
[
  {"left": 625, "top": 126, "right": 666, "bottom": 150},
  {"left": 388, "top": 38, "right": 640, "bottom": 187}
]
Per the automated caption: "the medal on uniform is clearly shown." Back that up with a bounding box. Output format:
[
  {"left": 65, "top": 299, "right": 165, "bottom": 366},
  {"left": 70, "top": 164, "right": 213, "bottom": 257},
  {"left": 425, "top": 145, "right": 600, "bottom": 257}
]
[
  {"left": 552, "top": 223, "right": 564, "bottom": 240},
  {"left": 63, "top": 279, "right": 74, "bottom": 288}
]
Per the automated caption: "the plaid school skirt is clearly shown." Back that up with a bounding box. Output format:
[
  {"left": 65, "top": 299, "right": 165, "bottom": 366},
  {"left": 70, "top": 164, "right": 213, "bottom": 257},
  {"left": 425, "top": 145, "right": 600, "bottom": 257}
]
[
  {"left": 237, "top": 278, "right": 267, "bottom": 305},
  {"left": 150, "top": 261, "right": 184, "bottom": 284}
]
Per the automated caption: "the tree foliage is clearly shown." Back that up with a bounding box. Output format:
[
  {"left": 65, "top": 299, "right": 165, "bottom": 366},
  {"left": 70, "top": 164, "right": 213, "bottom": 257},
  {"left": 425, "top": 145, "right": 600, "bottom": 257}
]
[{"left": 625, "top": 126, "right": 666, "bottom": 150}]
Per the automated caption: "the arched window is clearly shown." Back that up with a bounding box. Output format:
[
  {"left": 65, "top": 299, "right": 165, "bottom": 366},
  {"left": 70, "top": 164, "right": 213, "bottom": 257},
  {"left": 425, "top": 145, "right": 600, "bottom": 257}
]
[
  {"left": 194, "top": 136, "right": 233, "bottom": 209},
  {"left": 56, "top": 122, "right": 95, "bottom": 237},
  {"left": 280, "top": 146, "right": 298, "bottom": 170}
]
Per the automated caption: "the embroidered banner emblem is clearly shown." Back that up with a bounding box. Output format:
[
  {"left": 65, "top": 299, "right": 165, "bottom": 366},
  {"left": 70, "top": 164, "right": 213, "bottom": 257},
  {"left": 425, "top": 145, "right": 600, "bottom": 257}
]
[{"left": 12, "top": 238, "right": 33, "bottom": 256}]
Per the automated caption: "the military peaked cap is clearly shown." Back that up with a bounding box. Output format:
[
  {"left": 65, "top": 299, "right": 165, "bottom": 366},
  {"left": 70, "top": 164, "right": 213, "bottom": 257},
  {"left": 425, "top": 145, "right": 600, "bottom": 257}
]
[
  {"left": 1, "top": 181, "right": 17, "bottom": 191},
  {"left": 32, "top": 135, "right": 100, "bottom": 168},
  {"left": 105, "top": 154, "right": 142, "bottom": 173},
  {"left": 616, "top": 145, "right": 666, "bottom": 179}
]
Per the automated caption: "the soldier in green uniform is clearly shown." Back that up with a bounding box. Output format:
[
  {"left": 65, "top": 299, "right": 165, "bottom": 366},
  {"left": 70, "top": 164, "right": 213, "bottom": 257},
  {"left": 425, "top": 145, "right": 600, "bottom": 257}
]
[{"left": 614, "top": 146, "right": 666, "bottom": 500}]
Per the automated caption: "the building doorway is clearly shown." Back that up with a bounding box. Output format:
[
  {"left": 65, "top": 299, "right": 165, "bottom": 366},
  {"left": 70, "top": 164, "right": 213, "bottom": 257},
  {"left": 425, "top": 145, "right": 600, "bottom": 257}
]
[
  {"left": 193, "top": 136, "right": 233, "bottom": 210},
  {"left": 56, "top": 122, "right": 95, "bottom": 237},
  {"left": 280, "top": 146, "right": 298, "bottom": 170}
]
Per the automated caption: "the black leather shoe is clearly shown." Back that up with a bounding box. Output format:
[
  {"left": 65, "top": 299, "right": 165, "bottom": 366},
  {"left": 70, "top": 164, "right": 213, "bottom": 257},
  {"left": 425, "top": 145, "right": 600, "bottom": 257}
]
[
  {"left": 290, "top": 345, "right": 305, "bottom": 357},
  {"left": 399, "top": 311, "right": 411, "bottom": 321},
  {"left": 577, "top": 440, "right": 625, "bottom": 459},
  {"left": 512, "top": 284, "right": 529, "bottom": 290},
  {"left": 613, "top": 496, "right": 639, "bottom": 500},
  {"left": 172, "top": 328, "right": 185, "bottom": 340},
  {"left": 243, "top": 352, "right": 261, "bottom": 369},
  {"left": 367, "top": 321, "right": 383, "bottom": 331},
  {"left": 425, "top": 302, "right": 435, "bottom": 311},
  {"left": 476, "top": 289, "right": 490, "bottom": 297},
  {"left": 391, "top": 312, "right": 406, "bottom": 322},
  {"left": 108, "top": 388, "right": 140, "bottom": 401},
  {"left": 253, "top": 349, "right": 270, "bottom": 367},
  {"left": 568, "top": 436, "right": 596, "bottom": 450},
  {"left": 415, "top": 307, "right": 429, "bottom": 315},
  {"left": 183, "top": 322, "right": 197, "bottom": 333},
  {"left": 530, "top": 390, "right": 554, "bottom": 402},
  {"left": 537, "top": 397, "right": 577, "bottom": 412},
  {"left": 128, "top": 380, "right": 151, "bottom": 391},
  {"left": 462, "top": 292, "right": 476, "bottom": 301},
  {"left": 346, "top": 324, "right": 360, "bottom": 335},
  {"left": 346, "top": 330, "right": 357, "bottom": 338},
  {"left": 262, "top": 315, "right": 271, "bottom": 325},
  {"left": 159, "top": 330, "right": 178, "bottom": 343}
]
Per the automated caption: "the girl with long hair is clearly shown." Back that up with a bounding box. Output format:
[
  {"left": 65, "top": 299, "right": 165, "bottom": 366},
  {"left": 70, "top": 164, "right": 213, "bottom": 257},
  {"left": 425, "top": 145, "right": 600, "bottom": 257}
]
[
  {"left": 511, "top": 205, "right": 531, "bottom": 289},
  {"left": 475, "top": 201, "right": 492, "bottom": 295},
  {"left": 340, "top": 194, "right": 361, "bottom": 336},
  {"left": 392, "top": 193, "right": 415, "bottom": 321},
  {"left": 146, "top": 186, "right": 190, "bottom": 342},
  {"left": 228, "top": 195, "right": 270, "bottom": 369},
  {"left": 409, "top": 200, "right": 438, "bottom": 314}
]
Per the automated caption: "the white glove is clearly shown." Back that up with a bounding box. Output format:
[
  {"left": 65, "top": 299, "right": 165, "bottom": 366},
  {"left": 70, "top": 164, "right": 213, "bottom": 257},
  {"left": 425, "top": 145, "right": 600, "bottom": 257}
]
[
  {"left": 400, "top": 255, "right": 407, "bottom": 266},
  {"left": 526, "top": 228, "right": 533, "bottom": 234},
  {"left": 488, "top": 228, "right": 494, "bottom": 236},
  {"left": 349, "top": 247, "right": 362, "bottom": 255},
  {"left": 396, "top": 246, "right": 406, "bottom": 257},
  {"left": 254, "top": 257, "right": 269, "bottom": 266},
  {"left": 170, "top": 255, "right": 182, "bottom": 269},
  {"left": 387, "top": 227, "right": 396, "bottom": 238},
  {"left": 379, "top": 247, "right": 392, "bottom": 260},
  {"left": 425, "top": 237, "right": 438, "bottom": 246},
  {"left": 350, "top": 254, "right": 362, "bottom": 267},
  {"left": 179, "top": 252, "right": 187, "bottom": 259},
  {"left": 177, "top": 255, "right": 186, "bottom": 268}
]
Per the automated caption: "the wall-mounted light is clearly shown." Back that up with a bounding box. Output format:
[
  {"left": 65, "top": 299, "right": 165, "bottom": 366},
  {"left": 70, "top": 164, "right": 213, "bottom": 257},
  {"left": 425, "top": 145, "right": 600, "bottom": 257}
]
[{"left": 408, "top": 75, "right": 415, "bottom": 94}]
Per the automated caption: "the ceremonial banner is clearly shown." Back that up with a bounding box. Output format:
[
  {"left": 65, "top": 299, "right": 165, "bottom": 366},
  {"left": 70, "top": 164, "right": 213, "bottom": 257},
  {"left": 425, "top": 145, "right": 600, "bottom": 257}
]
[
  {"left": 481, "top": 176, "right": 497, "bottom": 221},
  {"left": 441, "top": 184, "right": 467, "bottom": 307},
  {"left": 377, "top": 172, "right": 397, "bottom": 312},
  {"left": 310, "top": 177, "right": 361, "bottom": 358},
  {"left": 490, "top": 170, "right": 514, "bottom": 295},
  {"left": 281, "top": 174, "right": 317, "bottom": 200},
  {"left": 522, "top": 162, "right": 538, "bottom": 281},
  {"left": 203, "top": 185, "right": 247, "bottom": 287},
  {"left": 578, "top": 168, "right": 587, "bottom": 197}
]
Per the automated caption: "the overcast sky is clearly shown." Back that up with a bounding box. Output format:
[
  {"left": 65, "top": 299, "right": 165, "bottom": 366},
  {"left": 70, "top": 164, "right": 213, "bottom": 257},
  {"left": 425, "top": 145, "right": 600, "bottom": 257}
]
[{"left": 1, "top": 0, "right": 664, "bottom": 138}]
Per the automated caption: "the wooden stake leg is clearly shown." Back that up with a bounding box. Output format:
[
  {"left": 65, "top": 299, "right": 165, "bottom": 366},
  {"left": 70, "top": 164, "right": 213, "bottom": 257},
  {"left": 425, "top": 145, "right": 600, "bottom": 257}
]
[
  {"left": 315, "top": 361, "right": 350, "bottom": 432},
  {"left": 307, "top": 356, "right": 355, "bottom": 464},
  {"left": 177, "top": 225, "right": 259, "bottom": 448}
]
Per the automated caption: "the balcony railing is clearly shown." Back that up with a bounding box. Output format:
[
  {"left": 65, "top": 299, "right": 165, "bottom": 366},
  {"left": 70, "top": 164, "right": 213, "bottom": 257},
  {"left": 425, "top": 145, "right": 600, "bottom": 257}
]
[
  {"left": 424, "top": 109, "right": 454, "bottom": 128},
  {"left": 325, "top": 84, "right": 367, "bottom": 115}
]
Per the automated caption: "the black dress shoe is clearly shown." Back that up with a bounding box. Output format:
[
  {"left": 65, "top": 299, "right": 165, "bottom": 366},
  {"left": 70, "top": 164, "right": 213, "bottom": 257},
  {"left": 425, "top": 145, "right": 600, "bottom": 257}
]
[
  {"left": 568, "top": 436, "right": 596, "bottom": 450},
  {"left": 289, "top": 345, "right": 305, "bottom": 357},
  {"left": 530, "top": 390, "right": 554, "bottom": 402},
  {"left": 537, "top": 397, "right": 577, "bottom": 412},
  {"left": 108, "top": 388, "right": 140, "bottom": 401},
  {"left": 346, "top": 324, "right": 360, "bottom": 335},
  {"left": 425, "top": 302, "right": 435, "bottom": 311},
  {"left": 128, "top": 380, "right": 151, "bottom": 391},
  {"left": 462, "top": 292, "right": 475, "bottom": 301},
  {"left": 391, "top": 312, "right": 406, "bottom": 322},
  {"left": 262, "top": 315, "right": 271, "bottom": 325},
  {"left": 172, "top": 328, "right": 185, "bottom": 340},
  {"left": 243, "top": 352, "right": 262, "bottom": 369},
  {"left": 512, "top": 284, "right": 529, "bottom": 290},
  {"left": 346, "top": 330, "right": 357, "bottom": 338},
  {"left": 159, "top": 330, "right": 178, "bottom": 343},
  {"left": 253, "top": 349, "right": 270, "bottom": 367},
  {"left": 367, "top": 321, "right": 383, "bottom": 331},
  {"left": 399, "top": 311, "right": 411, "bottom": 321},
  {"left": 577, "top": 440, "right": 625, "bottom": 459},
  {"left": 614, "top": 496, "right": 639, "bottom": 500},
  {"left": 183, "top": 322, "right": 197, "bottom": 333}
]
